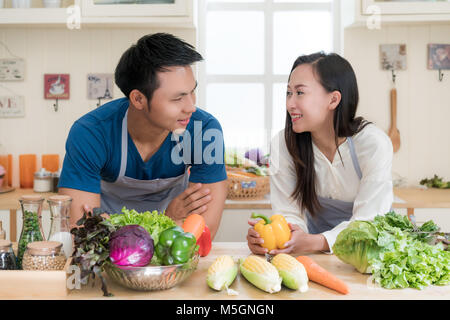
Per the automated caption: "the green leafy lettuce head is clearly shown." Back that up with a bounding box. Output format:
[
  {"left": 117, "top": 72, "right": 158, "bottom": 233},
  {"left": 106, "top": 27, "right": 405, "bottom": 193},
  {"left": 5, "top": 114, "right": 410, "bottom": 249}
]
[{"left": 332, "top": 221, "right": 384, "bottom": 274}]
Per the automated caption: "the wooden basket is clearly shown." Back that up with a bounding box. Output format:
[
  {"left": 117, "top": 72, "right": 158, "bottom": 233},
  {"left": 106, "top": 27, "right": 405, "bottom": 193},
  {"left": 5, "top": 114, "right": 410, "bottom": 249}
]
[{"left": 226, "top": 167, "right": 270, "bottom": 200}]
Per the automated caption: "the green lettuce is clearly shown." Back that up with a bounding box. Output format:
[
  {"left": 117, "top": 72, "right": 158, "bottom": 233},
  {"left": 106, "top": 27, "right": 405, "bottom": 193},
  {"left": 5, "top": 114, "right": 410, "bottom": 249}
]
[
  {"left": 370, "top": 241, "right": 450, "bottom": 290},
  {"left": 332, "top": 221, "right": 388, "bottom": 273},
  {"left": 333, "top": 211, "right": 449, "bottom": 290}
]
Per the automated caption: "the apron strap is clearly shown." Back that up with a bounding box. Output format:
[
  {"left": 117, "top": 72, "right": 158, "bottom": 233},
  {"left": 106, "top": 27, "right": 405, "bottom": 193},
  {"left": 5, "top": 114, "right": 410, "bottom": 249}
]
[
  {"left": 118, "top": 109, "right": 129, "bottom": 178},
  {"left": 347, "top": 137, "right": 362, "bottom": 180}
]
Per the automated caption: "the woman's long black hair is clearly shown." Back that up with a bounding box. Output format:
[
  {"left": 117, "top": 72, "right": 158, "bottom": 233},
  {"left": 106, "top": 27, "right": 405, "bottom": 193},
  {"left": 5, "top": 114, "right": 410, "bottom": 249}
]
[{"left": 285, "top": 52, "right": 371, "bottom": 217}]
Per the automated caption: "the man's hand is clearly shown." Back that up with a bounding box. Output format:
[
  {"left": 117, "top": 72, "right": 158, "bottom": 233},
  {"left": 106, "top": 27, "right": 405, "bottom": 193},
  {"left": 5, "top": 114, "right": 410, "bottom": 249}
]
[
  {"left": 165, "top": 183, "right": 212, "bottom": 224},
  {"left": 81, "top": 204, "right": 110, "bottom": 221}
]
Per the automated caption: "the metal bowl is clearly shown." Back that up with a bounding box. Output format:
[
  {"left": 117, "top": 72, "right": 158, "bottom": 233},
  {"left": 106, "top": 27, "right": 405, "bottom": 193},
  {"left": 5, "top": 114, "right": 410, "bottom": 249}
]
[{"left": 104, "top": 253, "right": 199, "bottom": 291}]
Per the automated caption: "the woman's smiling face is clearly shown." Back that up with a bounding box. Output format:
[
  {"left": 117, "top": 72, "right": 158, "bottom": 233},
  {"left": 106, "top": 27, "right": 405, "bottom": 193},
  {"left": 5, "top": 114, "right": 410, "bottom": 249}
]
[{"left": 286, "top": 63, "right": 336, "bottom": 134}]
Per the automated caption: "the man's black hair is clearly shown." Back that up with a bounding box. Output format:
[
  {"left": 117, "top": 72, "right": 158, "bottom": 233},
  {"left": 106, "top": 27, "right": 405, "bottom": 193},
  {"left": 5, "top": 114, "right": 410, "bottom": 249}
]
[{"left": 115, "top": 33, "right": 203, "bottom": 102}]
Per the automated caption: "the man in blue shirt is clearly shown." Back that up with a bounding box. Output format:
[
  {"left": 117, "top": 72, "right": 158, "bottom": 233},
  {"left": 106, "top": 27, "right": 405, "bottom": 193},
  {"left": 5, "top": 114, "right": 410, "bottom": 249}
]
[{"left": 59, "top": 33, "right": 228, "bottom": 239}]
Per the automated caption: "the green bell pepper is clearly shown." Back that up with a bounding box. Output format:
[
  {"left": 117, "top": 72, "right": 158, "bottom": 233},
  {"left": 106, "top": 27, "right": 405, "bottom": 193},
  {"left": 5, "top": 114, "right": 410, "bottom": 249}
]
[{"left": 155, "top": 226, "right": 197, "bottom": 265}]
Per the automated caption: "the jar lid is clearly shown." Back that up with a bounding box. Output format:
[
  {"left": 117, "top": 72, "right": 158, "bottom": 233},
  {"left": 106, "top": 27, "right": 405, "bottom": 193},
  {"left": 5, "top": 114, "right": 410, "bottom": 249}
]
[
  {"left": 0, "top": 240, "right": 12, "bottom": 253},
  {"left": 48, "top": 195, "right": 72, "bottom": 203},
  {"left": 20, "top": 194, "right": 44, "bottom": 202},
  {"left": 26, "top": 241, "right": 62, "bottom": 256},
  {"left": 35, "top": 168, "right": 52, "bottom": 178}
]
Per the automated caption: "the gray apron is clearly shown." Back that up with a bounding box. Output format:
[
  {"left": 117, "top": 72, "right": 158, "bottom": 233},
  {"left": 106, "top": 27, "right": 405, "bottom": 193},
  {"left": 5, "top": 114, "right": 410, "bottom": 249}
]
[
  {"left": 306, "top": 137, "right": 363, "bottom": 234},
  {"left": 100, "top": 109, "right": 189, "bottom": 215}
]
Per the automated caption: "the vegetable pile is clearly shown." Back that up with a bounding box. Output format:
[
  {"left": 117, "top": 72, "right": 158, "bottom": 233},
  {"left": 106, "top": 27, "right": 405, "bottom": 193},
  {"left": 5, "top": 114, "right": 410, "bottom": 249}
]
[
  {"left": 70, "top": 207, "right": 211, "bottom": 296},
  {"left": 333, "top": 211, "right": 450, "bottom": 290},
  {"left": 420, "top": 175, "right": 450, "bottom": 189},
  {"left": 225, "top": 149, "right": 269, "bottom": 177}
]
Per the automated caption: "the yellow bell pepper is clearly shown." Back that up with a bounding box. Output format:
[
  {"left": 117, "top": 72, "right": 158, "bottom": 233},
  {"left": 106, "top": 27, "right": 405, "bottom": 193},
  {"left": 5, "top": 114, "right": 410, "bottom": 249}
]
[{"left": 251, "top": 213, "right": 291, "bottom": 251}]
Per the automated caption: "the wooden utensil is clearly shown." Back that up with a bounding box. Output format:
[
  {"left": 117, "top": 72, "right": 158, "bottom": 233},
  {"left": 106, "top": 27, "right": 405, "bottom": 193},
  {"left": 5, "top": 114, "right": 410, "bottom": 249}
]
[{"left": 388, "top": 88, "right": 400, "bottom": 153}]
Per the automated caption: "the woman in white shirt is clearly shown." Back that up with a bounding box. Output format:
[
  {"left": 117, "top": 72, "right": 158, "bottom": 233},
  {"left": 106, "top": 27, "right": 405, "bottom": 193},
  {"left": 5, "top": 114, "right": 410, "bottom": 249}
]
[{"left": 247, "top": 52, "right": 393, "bottom": 255}]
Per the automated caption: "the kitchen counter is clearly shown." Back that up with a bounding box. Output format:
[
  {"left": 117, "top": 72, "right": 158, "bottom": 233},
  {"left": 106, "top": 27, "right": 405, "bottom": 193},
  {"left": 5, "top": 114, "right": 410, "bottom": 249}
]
[
  {"left": 3, "top": 242, "right": 448, "bottom": 300},
  {"left": 2, "top": 187, "right": 450, "bottom": 211}
]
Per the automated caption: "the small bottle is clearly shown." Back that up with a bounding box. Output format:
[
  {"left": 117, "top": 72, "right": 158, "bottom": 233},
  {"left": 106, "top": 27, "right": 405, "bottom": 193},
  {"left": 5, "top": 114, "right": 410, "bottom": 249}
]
[
  {"left": 17, "top": 195, "right": 45, "bottom": 269},
  {"left": 0, "top": 240, "right": 17, "bottom": 270},
  {"left": 0, "top": 221, "right": 5, "bottom": 240},
  {"left": 47, "top": 195, "right": 73, "bottom": 259}
]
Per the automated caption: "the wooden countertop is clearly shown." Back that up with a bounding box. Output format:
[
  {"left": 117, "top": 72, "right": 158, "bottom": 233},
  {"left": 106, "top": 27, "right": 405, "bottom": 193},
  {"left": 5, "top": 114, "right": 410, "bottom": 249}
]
[
  {"left": 1, "top": 187, "right": 450, "bottom": 211},
  {"left": 4, "top": 242, "right": 446, "bottom": 300}
]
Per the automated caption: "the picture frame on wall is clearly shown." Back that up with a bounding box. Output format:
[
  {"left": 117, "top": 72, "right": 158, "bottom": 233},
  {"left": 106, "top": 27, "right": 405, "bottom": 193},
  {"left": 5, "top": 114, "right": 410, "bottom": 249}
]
[
  {"left": 0, "top": 59, "right": 25, "bottom": 81},
  {"left": 427, "top": 44, "right": 450, "bottom": 70},
  {"left": 380, "top": 44, "right": 407, "bottom": 70},
  {"left": 44, "top": 74, "right": 70, "bottom": 99},
  {"left": 87, "top": 73, "right": 113, "bottom": 100},
  {"left": 0, "top": 96, "right": 25, "bottom": 118}
]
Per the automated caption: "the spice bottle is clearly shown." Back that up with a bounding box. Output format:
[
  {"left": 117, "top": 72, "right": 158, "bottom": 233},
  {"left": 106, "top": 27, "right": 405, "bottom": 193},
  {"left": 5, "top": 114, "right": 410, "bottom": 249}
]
[
  {"left": 34, "top": 168, "right": 52, "bottom": 193},
  {"left": 17, "top": 195, "right": 45, "bottom": 269},
  {"left": 0, "top": 221, "right": 5, "bottom": 240},
  {"left": 52, "top": 170, "right": 61, "bottom": 193},
  {"left": 47, "top": 195, "right": 73, "bottom": 259},
  {"left": 22, "top": 241, "right": 66, "bottom": 271},
  {"left": 0, "top": 240, "right": 17, "bottom": 270}
]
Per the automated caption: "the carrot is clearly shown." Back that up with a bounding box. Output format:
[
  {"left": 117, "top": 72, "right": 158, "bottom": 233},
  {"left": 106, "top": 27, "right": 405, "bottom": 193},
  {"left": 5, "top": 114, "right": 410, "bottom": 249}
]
[
  {"left": 182, "top": 213, "right": 206, "bottom": 240},
  {"left": 296, "top": 256, "right": 349, "bottom": 295}
]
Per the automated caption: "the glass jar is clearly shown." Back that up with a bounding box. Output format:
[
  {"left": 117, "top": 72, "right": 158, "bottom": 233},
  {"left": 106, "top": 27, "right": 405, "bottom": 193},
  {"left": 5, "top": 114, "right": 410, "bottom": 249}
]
[
  {"left": 34, "top": 168, "right": 52, "bottom": 193},
  {"left": 22, "top": 241, "right": 66, "bottom": 271},
  {"left": 47, "top": 195, "right": 73, "bottom": 259},
  {"left": 17, "top": 195, "right": 45, "bottom": 269},
  {"left": 52, "top": 170, "right": 61, "bottom": 193},
  {"left": 0, "top": 220, "right": 5, "bottom": 240},
  {"left": 0, "top": 240, "right": 17, "bottom": 270}
]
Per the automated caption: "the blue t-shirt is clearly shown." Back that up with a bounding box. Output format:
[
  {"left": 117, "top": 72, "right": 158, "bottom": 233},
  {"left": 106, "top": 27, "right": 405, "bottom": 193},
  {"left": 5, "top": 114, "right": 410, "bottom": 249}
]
[{"left": 59, "top": 97, "right": 227, "bottom": 194}]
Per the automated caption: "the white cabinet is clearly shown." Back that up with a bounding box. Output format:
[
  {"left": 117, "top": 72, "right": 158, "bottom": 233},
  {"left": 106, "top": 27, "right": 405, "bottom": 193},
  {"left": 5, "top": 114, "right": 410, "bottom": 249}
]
[
  {"left": 343, "top": 0, "right": 450, "bottom": 28},
  {"left": 0, "top": 0, "right": 194, "bottom": 27},
  {"left": 82, "top": 0, "right": 188, "bottom": 17},
  {"left": 362, "top": 0, "right": 450, "bottom": 15}
]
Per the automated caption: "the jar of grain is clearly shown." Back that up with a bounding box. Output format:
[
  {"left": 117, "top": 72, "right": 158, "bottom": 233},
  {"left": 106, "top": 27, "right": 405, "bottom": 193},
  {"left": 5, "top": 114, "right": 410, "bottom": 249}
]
[{"left": 22, "top": 241, "right": 67, "bottom": 271}]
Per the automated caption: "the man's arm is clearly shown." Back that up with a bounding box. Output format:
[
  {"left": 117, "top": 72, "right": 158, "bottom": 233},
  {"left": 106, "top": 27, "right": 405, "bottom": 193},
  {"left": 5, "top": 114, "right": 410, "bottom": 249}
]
[
  {"left": 188, "top": 180, "right": 228, "bottom": 241},
  {"left": 59, "top": 188, "right": 100, "bottom": 228}
]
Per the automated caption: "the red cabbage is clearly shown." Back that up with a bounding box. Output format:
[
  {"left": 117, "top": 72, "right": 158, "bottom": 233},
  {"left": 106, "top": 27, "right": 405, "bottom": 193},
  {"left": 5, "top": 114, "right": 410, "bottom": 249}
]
[{"left": 109, "top": 225, "right": 154, "bottom": 267}]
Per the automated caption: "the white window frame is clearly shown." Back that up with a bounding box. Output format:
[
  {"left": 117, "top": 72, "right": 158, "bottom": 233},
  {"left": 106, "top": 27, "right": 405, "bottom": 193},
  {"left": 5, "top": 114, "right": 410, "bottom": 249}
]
[{"left": 197, "top": 0, "right": 342, "bottom": 151}]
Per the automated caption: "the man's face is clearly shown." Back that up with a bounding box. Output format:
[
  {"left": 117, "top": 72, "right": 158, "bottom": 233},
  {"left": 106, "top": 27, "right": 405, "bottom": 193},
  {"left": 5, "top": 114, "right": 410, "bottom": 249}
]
[{"left": 146, "top": 65, "right": 197, "bottom": 134}]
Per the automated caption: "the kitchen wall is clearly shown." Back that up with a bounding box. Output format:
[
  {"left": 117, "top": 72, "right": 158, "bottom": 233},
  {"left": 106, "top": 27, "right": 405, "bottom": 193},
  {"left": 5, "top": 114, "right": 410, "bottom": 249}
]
[
  {"left": 1, "top": 23, "right": 449, "bottom": 188},
  {"left": 0, "top": 27, "right": 195, "bottom": 187},
  {"left": 344, "top": 24, "right": 450, "bottom": 185}
]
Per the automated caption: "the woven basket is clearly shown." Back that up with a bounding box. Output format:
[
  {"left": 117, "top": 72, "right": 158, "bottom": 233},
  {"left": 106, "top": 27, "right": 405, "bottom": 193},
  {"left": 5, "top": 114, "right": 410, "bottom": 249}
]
[{"left": 226, "top": 167, "right": 270, "bottom": 200}]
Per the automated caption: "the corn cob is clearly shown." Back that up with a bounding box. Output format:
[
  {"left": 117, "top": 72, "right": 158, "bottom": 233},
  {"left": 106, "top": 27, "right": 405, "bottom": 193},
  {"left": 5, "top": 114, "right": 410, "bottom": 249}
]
[
  {"left": 271, "top": 253, "right": 309, "bottom": 292},
  {"left": 206, "top": 255, "right": 238, "bottom": 291},
  {"left": 240, "top": 255, "right": 281, "bottom": 293}
]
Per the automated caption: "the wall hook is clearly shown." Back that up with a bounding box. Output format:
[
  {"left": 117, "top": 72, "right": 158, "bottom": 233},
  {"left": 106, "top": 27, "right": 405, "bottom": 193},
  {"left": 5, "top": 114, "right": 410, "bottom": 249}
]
[
  {"left": 391, "top": 68, "right": 396, "bottom": 84},
  {"left": 438, "top": 69, "right": 444, "bottom": 82},
  {"left": 53, "top": 98, "right": 59, "bottom": 112}
]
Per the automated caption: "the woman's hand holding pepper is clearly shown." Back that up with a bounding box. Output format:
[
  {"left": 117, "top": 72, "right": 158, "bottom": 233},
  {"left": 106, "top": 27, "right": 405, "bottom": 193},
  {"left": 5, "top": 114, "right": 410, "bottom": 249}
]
[
  {"left": 247, "top": 221, "right": 330, "bottom": 255},
  {"left": 246, "top": 219, "right": 268, "bottom": 255},
  {"left": 269, "top": 223, "right": 330, "bottom": 255}
]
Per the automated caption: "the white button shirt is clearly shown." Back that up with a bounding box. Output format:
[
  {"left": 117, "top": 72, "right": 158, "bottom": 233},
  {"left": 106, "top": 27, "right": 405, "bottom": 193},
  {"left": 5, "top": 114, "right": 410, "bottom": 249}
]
[{"left": 269, "top": 124, "right": 394, "bottom": 253}]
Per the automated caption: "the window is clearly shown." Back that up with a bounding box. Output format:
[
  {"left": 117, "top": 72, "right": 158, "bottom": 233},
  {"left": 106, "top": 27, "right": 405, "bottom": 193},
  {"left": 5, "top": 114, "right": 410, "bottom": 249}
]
[{"left": 197, "top": 0, "right": 338, "bottom": 153}]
